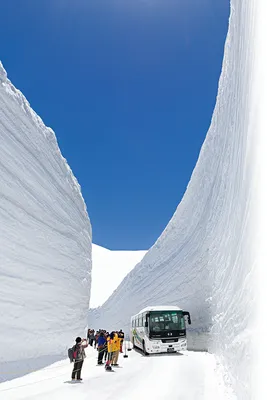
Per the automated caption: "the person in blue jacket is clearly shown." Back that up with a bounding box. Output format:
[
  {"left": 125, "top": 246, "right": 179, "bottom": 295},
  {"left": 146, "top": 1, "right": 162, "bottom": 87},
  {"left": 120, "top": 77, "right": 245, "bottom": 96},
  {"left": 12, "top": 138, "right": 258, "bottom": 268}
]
[{"left": 97, "top": 331, "right": 107, "bottom": 365}]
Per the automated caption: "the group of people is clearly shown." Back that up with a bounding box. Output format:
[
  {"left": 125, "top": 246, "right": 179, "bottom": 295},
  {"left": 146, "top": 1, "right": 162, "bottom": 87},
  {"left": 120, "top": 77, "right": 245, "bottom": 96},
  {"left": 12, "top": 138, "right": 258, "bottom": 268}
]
[
  {"left": 88, "top": 328, "right": 125, "bottom": 367},
  {"left": 70, "top": 328, "right": 125, "bottom": 380}
]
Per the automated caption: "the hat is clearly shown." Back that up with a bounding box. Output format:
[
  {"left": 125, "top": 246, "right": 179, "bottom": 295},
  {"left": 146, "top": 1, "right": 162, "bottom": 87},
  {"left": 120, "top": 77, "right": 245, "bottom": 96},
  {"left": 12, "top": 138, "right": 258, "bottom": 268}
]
[{"left": 75, "top": 337, "right": 82, "bottom": 343}]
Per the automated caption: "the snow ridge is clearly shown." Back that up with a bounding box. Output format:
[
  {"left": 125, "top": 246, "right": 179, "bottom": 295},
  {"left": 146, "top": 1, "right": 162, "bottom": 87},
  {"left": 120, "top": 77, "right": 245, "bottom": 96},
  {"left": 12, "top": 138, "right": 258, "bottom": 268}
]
[
  {"left": 89, "top": 1, "right": 259, "bottom": 398},
  {"left": 90, "top": 244, "right": 147, "bottom": 308},
  {"left": 0, "top": 62, "right": 92, "bottom": 382}
]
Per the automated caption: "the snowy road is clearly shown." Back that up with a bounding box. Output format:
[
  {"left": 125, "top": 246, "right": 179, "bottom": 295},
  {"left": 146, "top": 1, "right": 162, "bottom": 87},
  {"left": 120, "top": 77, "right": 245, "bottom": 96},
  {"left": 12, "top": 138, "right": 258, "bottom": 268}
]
[{"left": 0, "top": 346, "right": 230, "bottom": 400}]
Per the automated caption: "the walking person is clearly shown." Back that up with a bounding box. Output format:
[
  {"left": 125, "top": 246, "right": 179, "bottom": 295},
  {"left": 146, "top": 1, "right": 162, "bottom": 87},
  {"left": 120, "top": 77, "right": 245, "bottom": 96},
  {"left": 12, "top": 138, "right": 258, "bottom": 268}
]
[{"left": 71, "top": 337, "right": 88, "bottom": 381}]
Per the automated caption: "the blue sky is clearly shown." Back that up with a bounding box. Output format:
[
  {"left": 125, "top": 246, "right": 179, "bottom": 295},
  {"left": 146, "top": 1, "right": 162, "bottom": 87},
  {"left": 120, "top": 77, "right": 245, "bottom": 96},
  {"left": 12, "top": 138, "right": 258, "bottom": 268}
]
[{"left": 0, "top": 0, "right": 229, "bottom": 250}]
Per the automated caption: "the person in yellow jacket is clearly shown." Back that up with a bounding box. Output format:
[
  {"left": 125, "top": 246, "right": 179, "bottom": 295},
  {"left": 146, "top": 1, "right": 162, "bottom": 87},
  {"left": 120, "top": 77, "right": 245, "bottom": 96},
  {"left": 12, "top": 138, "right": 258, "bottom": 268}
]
[
  {"left": 105, "top": 332, "right": 116, "bottom": 369},
  {"left": 112, "top": 331, "right": 121, "bottom": 366},
  {"left": 105, "top": 331, "right": 122, "bottom": 369}
]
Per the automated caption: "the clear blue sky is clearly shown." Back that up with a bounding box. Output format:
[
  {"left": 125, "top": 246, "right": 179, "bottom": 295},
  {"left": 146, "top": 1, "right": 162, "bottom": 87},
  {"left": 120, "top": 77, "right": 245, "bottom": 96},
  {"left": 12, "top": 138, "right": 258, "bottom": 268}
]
[{"left": 0, "top": 0, "right": 229, "bottom": 250}]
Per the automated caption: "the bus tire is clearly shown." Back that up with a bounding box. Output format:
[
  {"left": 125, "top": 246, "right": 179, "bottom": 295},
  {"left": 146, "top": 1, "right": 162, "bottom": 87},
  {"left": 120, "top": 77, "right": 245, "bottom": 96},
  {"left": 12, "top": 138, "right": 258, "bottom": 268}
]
[{"left": 143, "top": 341, "right": 149, "bottom": 356}]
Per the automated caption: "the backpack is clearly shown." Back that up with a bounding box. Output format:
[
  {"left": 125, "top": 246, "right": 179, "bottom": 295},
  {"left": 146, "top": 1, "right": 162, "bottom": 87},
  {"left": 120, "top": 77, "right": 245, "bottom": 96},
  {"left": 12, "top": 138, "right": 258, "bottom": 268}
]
[{"left": 68, "top": 346, "right": 77, "bottom": 363}]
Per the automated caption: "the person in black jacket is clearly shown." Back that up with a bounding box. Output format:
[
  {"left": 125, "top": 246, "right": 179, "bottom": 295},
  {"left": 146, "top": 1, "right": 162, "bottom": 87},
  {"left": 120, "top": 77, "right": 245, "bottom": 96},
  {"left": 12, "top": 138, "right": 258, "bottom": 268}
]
[
  {"left": 97, "top": 331, "right": 107, "bottom": 365},
  {"left": 104, "top": 332, "right": 109, "bottom": 361},
  {"left": 118, "top": 329, "right": 124, "bottom": 353}
]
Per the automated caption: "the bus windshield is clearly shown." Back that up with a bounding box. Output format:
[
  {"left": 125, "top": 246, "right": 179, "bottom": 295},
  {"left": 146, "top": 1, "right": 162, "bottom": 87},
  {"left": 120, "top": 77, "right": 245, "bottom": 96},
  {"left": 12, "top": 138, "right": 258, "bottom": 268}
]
[{"left": 149, "top": 311, "right": 185, "bottom": 332}]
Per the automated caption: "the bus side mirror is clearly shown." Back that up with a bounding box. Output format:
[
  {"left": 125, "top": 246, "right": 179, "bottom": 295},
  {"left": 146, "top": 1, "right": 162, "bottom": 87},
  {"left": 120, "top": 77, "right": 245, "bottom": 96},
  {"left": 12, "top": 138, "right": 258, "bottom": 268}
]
[
  {"left": 145, "top": 321, "right": 148, "bottom": 328},
  {"left": 183, "top": 311, "right": 191, "bottom": 325}
]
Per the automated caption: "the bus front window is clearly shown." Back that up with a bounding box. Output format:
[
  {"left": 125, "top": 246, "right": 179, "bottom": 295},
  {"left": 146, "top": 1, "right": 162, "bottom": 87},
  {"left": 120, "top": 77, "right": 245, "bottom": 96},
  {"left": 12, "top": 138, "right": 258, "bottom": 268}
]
[{"left": 149, "top": 311, "right": 185, "bottom": 333}]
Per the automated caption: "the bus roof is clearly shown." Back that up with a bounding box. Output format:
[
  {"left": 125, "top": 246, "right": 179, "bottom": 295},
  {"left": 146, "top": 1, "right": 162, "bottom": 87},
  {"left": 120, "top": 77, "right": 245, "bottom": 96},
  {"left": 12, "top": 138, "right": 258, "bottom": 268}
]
[{"left": 132, "top": 305, "right": 182, "bottom": 317}]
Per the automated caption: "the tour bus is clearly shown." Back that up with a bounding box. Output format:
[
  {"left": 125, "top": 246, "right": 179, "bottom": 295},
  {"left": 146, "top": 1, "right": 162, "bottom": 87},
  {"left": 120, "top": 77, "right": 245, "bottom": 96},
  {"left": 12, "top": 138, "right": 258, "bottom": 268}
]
[{"left": 130, "top": 305, "right": 191, "bottom": 354}]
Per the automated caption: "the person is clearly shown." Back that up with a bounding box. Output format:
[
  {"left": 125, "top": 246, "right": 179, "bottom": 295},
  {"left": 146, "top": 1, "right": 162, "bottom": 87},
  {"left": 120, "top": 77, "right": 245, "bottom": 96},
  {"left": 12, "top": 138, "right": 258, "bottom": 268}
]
[
  {"left": 103, "top": 332, "right": 109, "bottom": 361},
  {"left": 95, "top": 330, "right": 100, "bottom": 349},
  {"left": 118, "top": 329, "right": 124, "bottom": 353},
  {"left": 71, "top": 337, "right": 88, "bottom": 381},
  {"left": 105, "top": 331, "right": 116, "bottom": 370},
  {"left": 97, "top": 331, "right": 107, "bottom": 365},
  {"left": 152, "top": 322, "right": 161, "bottom": 332},
  {"left": 89, "top": 329, "right": 95, "bottom": 347},
  {"left": 112, "top": 332, "right": 120, "bottom": 366}
]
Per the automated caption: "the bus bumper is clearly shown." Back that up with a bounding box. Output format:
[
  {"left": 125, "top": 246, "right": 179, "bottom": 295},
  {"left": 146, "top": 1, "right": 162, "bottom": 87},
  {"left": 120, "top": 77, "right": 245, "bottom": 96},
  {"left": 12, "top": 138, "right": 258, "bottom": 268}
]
[{"left": 146, "top": 339, "right": 187, "bottom": 353}]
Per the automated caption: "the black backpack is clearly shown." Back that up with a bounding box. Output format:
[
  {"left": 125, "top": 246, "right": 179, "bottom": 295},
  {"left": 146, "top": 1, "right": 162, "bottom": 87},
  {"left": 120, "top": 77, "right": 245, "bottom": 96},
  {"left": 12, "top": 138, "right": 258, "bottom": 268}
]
[{"left": 68, "top": 346, "right": 75, "bottom": 363}]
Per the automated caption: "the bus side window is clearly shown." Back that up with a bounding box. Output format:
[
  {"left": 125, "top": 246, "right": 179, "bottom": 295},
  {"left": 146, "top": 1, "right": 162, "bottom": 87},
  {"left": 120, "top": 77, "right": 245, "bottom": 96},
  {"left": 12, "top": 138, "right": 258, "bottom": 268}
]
[
  {"left": 144, "top": 314, "right": 148, "bottom": 327},
  {"left": 142, "top": 313, "right": 145, "bottom": 327}
]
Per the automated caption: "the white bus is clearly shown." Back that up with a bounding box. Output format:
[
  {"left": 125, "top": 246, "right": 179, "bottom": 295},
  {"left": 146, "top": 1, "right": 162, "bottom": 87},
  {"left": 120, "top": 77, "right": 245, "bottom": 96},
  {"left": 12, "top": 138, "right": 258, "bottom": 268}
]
[{"left": 130, "top": 305, "right": 191, "bottom": 354}]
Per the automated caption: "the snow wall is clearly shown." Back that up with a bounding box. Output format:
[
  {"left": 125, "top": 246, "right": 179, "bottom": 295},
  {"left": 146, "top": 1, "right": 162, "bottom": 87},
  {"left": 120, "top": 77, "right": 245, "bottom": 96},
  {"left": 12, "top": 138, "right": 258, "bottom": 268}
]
[
  {"left": 89, "top": 1, "right": 262, "bottom": 398},
  {"left": 91, "top": 244, "right": 147, "bottom": 308},
  {"left": 0, "top": 63, "right": 92, "bottom": 382}
]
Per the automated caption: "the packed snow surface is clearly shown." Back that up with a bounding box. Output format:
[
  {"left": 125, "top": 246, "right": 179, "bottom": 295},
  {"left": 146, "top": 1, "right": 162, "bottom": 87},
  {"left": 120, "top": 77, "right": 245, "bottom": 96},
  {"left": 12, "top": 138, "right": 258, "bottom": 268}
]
[
  {"left": 90, "top": 244, "right": 147, "bottom": 308},
  {"left": 0, "top": 346, "right": 233, "bottom": 400},
  {"left": 0, "top": 62, "right": 92, "bottom": 382},
  {"left": 88, "top": 1, "right": 263, "bottom": 398}
]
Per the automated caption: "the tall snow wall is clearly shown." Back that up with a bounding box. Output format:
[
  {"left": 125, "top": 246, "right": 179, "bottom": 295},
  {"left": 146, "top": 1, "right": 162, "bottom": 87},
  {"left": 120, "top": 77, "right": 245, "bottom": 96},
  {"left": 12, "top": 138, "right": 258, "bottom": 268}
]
[
  {"left": 89, "top": 1, "right": 262, "bottom": 398},
  {"left": 0, "top": 63, "right": 92, "bottom": 382}
]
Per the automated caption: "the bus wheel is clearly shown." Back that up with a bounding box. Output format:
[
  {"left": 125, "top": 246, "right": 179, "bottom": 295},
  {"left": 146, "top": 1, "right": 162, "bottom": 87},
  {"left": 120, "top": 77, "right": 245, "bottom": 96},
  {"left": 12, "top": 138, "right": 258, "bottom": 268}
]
[{"left": 143, "top": 341, "right": 149, "bottom": 356}]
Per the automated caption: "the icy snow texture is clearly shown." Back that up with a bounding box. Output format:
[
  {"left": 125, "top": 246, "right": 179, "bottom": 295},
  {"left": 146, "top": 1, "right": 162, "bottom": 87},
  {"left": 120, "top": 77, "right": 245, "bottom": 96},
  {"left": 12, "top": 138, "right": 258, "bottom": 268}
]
[
  {"left": 0, "top": 346, "right": 232, "bottom": 400},
  {"left": 89, "top": 1, "right": 261, "bottom": 398},
  {"left": 90, "top": 244, "right": 147, "bottom": 308},
  {"left": 0, "top": 62, "right": 92, "bottom": 382}
]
